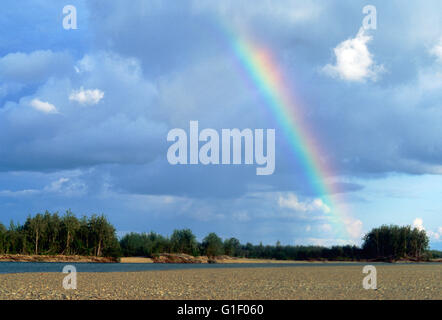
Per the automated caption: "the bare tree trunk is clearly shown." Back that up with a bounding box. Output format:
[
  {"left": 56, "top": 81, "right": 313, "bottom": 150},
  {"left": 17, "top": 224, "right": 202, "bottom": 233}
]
[
  {"left": 35, "top": 231, "right": 39, "bottom": 255},
  {"left": 65, "top": 231, "right": 70, "bottom": 255},
  {"left": 97, "top": 239, "right": 101, "bottom": 257}
]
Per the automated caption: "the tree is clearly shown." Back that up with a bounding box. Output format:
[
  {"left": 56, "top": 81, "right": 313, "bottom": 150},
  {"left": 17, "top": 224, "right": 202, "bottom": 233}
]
[
  {"left": 61, "top": 210, "right": 80, "bottom": 255},
  {"left": 224, "top": 237, "right": 241, "bottom": 257},
  {"left": 202, "top": 233, "right": 224, "bottom": 257},
  {"left": 0, "top": 223, "right": 6, "bottom": 254},
  {"left": 24, "top": 213, "right": 47, "bottom": 255},
  {"left": 88, "top": 214, "right": 117, "bottom": 257},
  {"left": 362, "top": 225, "right": 430, "bottom": 260},
  {"left": 44, "top": 211, "right": 61, "bottom": 254},
  {"left": 170, "top": 229, "right": 198, "bottom": 256}
]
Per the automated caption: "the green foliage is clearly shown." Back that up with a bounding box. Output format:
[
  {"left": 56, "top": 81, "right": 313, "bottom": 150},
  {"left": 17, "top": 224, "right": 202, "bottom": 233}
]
[
  {"left": 0, "top": 211, "right": 121, "bottom": 258},
  {"left": 0, "top": 223, "right": 6, "bottom": 253},
  {"left": 171, "top": 229, "right": 199, "bottom": 256},
  {"left": 119, "top": 232, "right": 170, "bottom": 257},
  {"left": 427, "top": 250, "right": 442, "bottom": 259},
  {"left": 223, "top": 237, "right": 241, "bottom": 256},
  {"left": 202, "top": 232, "right": 224, "bottom": 257},
  {"left": 362, "top": 225, "right": 430, "bottom": 260},
  {"left": 235, "top": 243, "right": 363, "bottom": 261}
]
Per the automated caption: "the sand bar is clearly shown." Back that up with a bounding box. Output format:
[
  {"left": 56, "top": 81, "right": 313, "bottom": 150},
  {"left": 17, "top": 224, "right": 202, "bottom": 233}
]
[{"left": 0, "top": 265, "right": 440, "bottom": 300}]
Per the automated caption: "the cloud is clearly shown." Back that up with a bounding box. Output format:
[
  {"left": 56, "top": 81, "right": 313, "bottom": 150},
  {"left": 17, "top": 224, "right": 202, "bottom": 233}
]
[
  {"left": 433, "top": 227, "right": 442, "bottom": 241},
  {"left": 191, "top": 0, "right": 322, "bottom": 24},
  {"left": 323, "top": 29, "right": 384, "bottom": 82},
  {"left": 43, "top": 177, "right": 87, "bottom": 196},
  {"left": 0, "top": 176, "right": 86, "bottom": 198},
  {"left": 343, "top": 217, "right": 363, "bottom": 240},
  {"left": 233, "top": 211, "right": 251, "bottom": 222},
  {"left": 0, "top": 189, "right": 39, "bottom": 197},
  {"left": 428, "top": 230, "right": 440, "bottom": 241},
  {"left": 430, "top": 37, "right": 442, "bottom": 63},
  {"left": 80, "top": 1, "right": 442, "bottom": 179},
  {"left": 0, "top": 52, "right": 166, "bottom": 171},
  {"left": 44, "top": 178, "right": 70, "bottom": 193},
  {"left": 278, "top": 188, "right": 362, "bottom": 241},
  {"left": 1, "top": 0, "right": 442, "bottom": 248},
  {"left": 29, "top": 98, "right": 58, "bottom": 114},
  {"left": 412, "top": 218, "right": 441, "bottom": 243},
  {"left": 0, "top": 50, "right": 75, "bottom": 105},
  {"left": 0, "top": 50, "right": 73, "bottom": 85},
  {"left": 278, "top": 193, "right": 331, "bottom": 214},
  {"left": 412, "top": 217, "right": 425, "bottom": 231},
  {"left": 69, "top": 87, "right": 104, "bottom": 105},
  {"left": 302, "top": 237, "right": 356, "bottom": 247}
]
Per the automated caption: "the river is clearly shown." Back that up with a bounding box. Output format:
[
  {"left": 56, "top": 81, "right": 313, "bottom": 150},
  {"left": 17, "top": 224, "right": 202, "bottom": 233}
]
[{"left": 1, "top": 261, "right": 437, "bottom": 274}]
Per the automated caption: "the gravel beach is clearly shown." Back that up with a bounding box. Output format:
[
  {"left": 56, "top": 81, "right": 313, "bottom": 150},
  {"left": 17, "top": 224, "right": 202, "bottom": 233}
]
[{"left": 0, "top": 265, "right": 440, "bottom": 300}]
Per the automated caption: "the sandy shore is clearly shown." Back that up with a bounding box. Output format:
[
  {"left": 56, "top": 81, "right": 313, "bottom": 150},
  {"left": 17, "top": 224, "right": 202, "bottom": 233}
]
[
  {"left": 0, "top": 265, "right": 440, "bottom": 300},
  {"left": 120, "top": 257, "right": 154, "bottom": 263},
  {"left": 119, "top": 256, "right": 331, "bottom": 264}
]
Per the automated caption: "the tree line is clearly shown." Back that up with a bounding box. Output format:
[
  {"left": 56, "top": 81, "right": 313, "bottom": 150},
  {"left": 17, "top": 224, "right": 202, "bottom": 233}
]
[
  {"left": 120, "top": 225, "right": 436, "bottom": 261},
  {"left": 0, "top": 211, "right": 438, "bottom": 261},
  {"left": 0, "top": 210, "right": 120, "bottom": 257}
]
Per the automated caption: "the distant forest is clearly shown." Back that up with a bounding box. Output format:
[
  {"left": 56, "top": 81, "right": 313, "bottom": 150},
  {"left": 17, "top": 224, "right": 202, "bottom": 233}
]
[{"left": 0, "top": 211, "right": 440, "bottom": 261}]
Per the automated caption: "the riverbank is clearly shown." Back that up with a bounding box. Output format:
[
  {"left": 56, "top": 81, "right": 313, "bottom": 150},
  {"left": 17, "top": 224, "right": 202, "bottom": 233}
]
[
  {"left": 2, "top": 253, "right": 440, "bottom": 264},
  {"left": 0, "top": 253, "right": 314, "bottom": 264},
  {"left": 120, "top": 255, "right": 315, "bottom": 264},
  {"left": 0, "top": 264, "right": 440, "bottom": 299},
  {"left": 1, "top": 254, "right": 302, "bottom": 264},
  {"left": 0, "top": 254, "right": 118, "bottom": 263}
]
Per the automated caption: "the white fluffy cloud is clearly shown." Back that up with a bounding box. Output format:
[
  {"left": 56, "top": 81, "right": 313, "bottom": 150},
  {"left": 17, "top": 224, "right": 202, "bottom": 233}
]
[
  {"left": 278, "top": 193, "right": 331, "bottom": 214},
  {"left": 277, "top": 194, "right": 365, "bottom": 241},
  {"left": 428, "top": 230, "right": 440, "bottom": 241},
  {"left": 430, "top": 37, "right": 442, "bottom": 62},
  {"left": 29, "top": 98, "right": 58, "bottom": 114},
  {"left": 412, "top": 218, "right": 442, "bottom": 242},
  {"left": 69, "top": 87, "right": 104, "bottom": 105},
  {"left": 323, "top": 29, "right": 384, "bottom": 82},
  {"left": 436, "top": 227, "right": 442, "bottom": 240},
  {"left": 277, "top": 193, "right": 363, "bottom": 241},
  {"left": 428, "top": 227, "right": 442, "bottom": 241},
  {"left": 412, "top": 217, "right": 425, "bottom": 231}
]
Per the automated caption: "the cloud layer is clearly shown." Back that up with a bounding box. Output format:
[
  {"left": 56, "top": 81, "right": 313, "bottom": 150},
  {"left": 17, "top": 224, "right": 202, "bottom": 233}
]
[{"left": 0, "top": 1, "right": 441, "bottom": 248}]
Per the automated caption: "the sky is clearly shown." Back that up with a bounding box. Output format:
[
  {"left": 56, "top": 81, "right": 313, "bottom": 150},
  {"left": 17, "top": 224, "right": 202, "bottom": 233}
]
[{"left": 0, "top": 0, "right": 441, "bottom": 249}]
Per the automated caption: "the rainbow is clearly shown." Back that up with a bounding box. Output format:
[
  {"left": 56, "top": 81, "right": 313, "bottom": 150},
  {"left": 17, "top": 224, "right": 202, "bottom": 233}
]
[{"left": 222, "top": 27, "right": 359, "bottom": 242}]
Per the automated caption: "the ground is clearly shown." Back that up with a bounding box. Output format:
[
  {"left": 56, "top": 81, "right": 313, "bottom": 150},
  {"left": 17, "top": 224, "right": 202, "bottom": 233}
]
[{"left": 0, "top": 265, "right": 440, "bottom": 300}]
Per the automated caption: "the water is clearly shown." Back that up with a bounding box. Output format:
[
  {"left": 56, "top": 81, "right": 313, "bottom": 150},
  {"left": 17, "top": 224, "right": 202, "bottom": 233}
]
[{"left": 0, "top": 261, "right": 437, "bottom": 274}]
